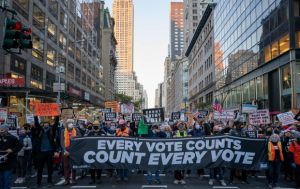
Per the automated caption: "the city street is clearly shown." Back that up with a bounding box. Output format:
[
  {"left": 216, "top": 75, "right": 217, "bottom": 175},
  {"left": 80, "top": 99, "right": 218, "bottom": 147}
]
[{"left": 12, "top": 171, "right": 296, "bottom": 189}]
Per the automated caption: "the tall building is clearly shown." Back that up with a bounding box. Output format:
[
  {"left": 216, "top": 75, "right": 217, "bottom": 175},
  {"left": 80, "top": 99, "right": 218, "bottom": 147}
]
[
  {"left": 170, "top": 2, "right": 184, "bottom": 61},
  {"left": 155, "top": 83, "right": 163, "bottom": 108},
  {"left": 213, "top": 0, "right": 300, "bottom": 112},
  {"left": 0, "top": 0, "right": 104, "bottom": 125},
  {"left": 183, "top": 0, "right": 213, "bottom": 52}
]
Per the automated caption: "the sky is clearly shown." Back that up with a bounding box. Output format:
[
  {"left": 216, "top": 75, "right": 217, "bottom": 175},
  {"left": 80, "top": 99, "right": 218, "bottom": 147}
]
[{"left": 104, "top": 0, "right": 174, "bottom": 108}]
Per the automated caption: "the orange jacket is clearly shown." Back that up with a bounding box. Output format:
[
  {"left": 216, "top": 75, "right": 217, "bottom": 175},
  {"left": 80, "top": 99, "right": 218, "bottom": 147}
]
[
  {"left": 289, "top": 141, "right": 300, "bottom": 165},
  {"left": 116, "top": 127, "right": 129, "bottom": 137},
  {"left": 268, "top": 142, "right": 284, "bottom": 161}
]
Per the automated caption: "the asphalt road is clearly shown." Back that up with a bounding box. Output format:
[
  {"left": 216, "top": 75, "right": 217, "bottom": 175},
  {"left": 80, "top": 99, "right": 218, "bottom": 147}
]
[{"left": 11, "top": 170, "right": 296, "bottom": 189}]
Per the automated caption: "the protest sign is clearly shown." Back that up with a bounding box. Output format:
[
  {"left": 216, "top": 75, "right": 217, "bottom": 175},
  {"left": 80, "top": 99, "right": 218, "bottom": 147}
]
[
  {"left": 132, "top": 113, "right": 143, "bottom": 122},
  {"left": 277, "top": 112, "right": 298, "bottom": 125},
  {"left": 61, "top": 108, "right": 75, "bottom": 120},
  {"left": 104, "top": 112, "right": 117, "bottom": 122},
  {"left": 198, "top": 110, "right": 209, "bottom": 119},
  {"left": 242, "top": 104, "right": 257, "bottom": 114},
  {"left": 143, "top": 108, "right": 164, "bottom": 124},
  {"left": 214, "top": 111, "right": 235, "bottom": 120},
  {"left": 100, "top": 108, "right": 112, "bottom": 113},
  {"left": 0, "top": 108, "right": 7, "bottom": 122},
  {"left": 121, "top": 103, "right": 135, "bottom": 114},
  {"left": 171, "top": 112, "right": 181, "bottom": 121},
  {"left": 246, "top": 131, "right": 258, "bottom": 138},
  {"left": 70, "top": 136, "right": 267, "bottom": 171},
  {"left": 6, "top": 115, "right": 18, "bottom": 130},
  {"left": 34, "top": 103, "right": 60, "bottom": 116},
  {"left": 249, "top": 109, "right": 270, "bottom": 125},
  {"left": 26, "top": 114, "right": 35, "bottom": 124}
]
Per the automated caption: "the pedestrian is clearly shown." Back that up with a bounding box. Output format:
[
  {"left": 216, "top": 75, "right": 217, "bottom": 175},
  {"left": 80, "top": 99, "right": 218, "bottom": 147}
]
[
  {"left": 15, "top": 128, "right": 32, "bottom": 184},
  {"left": 173, "top": 122, "right": 187, "bottom": 185},
  {"left": 282, "top": 130, "right": 294, "bottom": 181},
  {"left": 60, "top": 119, "right": 81, "bottom": 185},
  {"left": 289, "top": 133, "right": 300, "bottom": 189},
  {"left": 88, "top": 121, "right": 106, "bottom": 184},
  {"left": 23, "top": 124, "right": 33, "bottom": 177},
  {"left": 103, "top": 122, "right": 117, "bottom": 136},
  {"left": 116, "top": 119, "right": 130, "bottom": 181},
  {"left": 0, "top": 124, "right": 23, "bottom": 189},
  {"left": 267, "top": 133, "right": 284, "bottom": 188},
  {"left": 32, "top": 116, "right": 59, "bottom": 188}
]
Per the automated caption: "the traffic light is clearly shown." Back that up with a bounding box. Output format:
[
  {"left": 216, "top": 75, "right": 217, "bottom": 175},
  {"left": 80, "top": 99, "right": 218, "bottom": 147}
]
[
  {"left": 2, "top": 18, "right": 22, "bottom": 49},
  {"left": 20, "top": 25, "right": 32, "bottom": 49}
]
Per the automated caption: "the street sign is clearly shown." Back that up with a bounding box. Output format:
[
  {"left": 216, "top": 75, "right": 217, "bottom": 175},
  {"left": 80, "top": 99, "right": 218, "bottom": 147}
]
[{"left": 53, "top": 83, "right": 65, "bottom": 92}]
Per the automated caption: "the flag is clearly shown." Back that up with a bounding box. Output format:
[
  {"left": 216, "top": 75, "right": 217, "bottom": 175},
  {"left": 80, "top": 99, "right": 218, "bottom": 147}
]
[
  {"left": 213, "top": 99, "right": 222, "bottom": 113},
  {"left": 137, "top": 117, "right": 148, "bottom": 135},
  {"left": 192, "top": 111, "right": 200, "bottom": 118}
]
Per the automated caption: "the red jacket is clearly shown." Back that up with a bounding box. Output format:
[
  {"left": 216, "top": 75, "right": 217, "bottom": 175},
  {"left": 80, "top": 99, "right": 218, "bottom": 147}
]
[{"left": 289, "top": 141, "right": 300, "bottom": 165}]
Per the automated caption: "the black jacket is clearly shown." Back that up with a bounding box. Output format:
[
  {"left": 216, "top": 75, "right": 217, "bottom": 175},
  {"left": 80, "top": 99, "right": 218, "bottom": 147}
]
[
  {"left": 32, "top": 116, "right": 59, "bottom": 152},
  {"left": 0, "top": 133, "right": 23, "bottom": 171}
]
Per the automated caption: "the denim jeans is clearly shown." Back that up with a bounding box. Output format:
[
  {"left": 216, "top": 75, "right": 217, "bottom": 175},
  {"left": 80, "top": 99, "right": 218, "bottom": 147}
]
[
  {"left": 0, "top": 169, "right": 12, "bottom": 189},
  {"left": 210, "top": 167, "right": 225, "bottom": 180},
  {"left": 267, "top": 161, "right": 281, "bottom": 184},
  {"left": 147, "top": 170, "right": 160, "bottom": 183}
]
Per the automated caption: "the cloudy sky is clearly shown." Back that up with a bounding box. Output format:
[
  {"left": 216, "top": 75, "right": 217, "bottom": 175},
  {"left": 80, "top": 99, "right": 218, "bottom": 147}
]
[{"left": 104, "top": 0, "right": 175, "bottom": 108}]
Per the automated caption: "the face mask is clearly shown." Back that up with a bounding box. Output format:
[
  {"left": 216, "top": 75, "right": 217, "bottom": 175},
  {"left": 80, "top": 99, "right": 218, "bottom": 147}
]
[
  {"left": 67, "top": 123, "right": 74, "bottom": 129},
  {"left": 195, "top": 124, "right": 201, "bottom": 129},
  {"left": 188, "top": 129, "right": 192, "bottom": 132}
]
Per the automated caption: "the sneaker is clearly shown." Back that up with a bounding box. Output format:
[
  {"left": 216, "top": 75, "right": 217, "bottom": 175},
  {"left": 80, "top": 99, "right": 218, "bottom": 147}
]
[
  {"left": 185, "top": 174, "right": 190, "bottom": 178},
  {"left": 31, "top": 172, "right": 37, "bottom": 178},
  {"left": 220, "top": 180, "right": 227, "bottom": 186},
  {"left": 209, "top": 179, "right": 214, "bottom": 186},
  {"left": 47, "top": 182, "right": 54, "bottom": 188},
  {"left": 173, "top": 180, "right": 179, "bottom": 184},
  {"left": 19, "top": 178, "right": 25, "bottom": 184},
  {"left": 154, "top": 180, "right": 161, "bottom": 184},
  {"left": 181, "top": 180, "right": 186, "bottom": 185},
  {"left": 14, "top": 178, "right": 21, "bottom": 184}
]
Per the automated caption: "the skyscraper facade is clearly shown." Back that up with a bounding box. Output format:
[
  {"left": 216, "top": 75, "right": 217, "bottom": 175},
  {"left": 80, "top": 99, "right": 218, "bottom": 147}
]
[{"left": 170, "top": 2, "right": 184, "bottom": 61}]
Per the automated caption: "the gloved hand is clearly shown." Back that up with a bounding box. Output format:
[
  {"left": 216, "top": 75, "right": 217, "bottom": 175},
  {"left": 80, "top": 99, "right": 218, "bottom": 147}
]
[{"left": 291, "top": 163, "right": 296, "bottom": 169}]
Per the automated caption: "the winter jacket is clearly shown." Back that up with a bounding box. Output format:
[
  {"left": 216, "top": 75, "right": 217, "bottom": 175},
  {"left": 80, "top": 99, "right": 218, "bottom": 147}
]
[{"left": 17, "top": 135, "right": 32, "bottom": 156}]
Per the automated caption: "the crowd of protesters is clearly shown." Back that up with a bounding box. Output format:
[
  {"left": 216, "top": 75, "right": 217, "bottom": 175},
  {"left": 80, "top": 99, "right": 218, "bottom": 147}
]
[{"left": 1, "top": 115, "right": 300, "bottom": 189}]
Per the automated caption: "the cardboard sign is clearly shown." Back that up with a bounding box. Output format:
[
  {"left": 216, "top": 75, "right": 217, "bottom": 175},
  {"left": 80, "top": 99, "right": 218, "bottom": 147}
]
[
  {"left": 214, "top": 111, "right": 235, "bottom": 120},
  {"left": 26, "top": 114, "right": 35, "bottom": 124},
  {"left": 132, "top": 113, "right": 143, "bottom": 122},
  {"left": 246, "top": 131, "right": 258, "bottom": 138},
  {"left": 104, "top": 112, "right": 117, "bottom": 122},
  {"left": 6, "top": 115, "right": 18, "bottom": 130},
  {"left": 242, "top": 104, "right": 258, "bottom": 114},
  {"left": 61, "top": 108, "right": 75, "bottom": 120},
  {"left": 76, "top": 119, "right": 87, "bottom": 127},
  {"left": 143, "top": 108, "right": 164, "bottom": 124},
  {"left": 121, "top": 103, "right": 135, "bottom": 114},
  {"left": 0, "top": 108, "right": 7, "bottom": 121},
  {"left": 34, "top": 103, "right": 60, "bottom": 116},
  {"left": 171, "top": 112, "right": 181, "bottom": 121},
  {"left": 198, "top": 110, "right": 209, "bottom": 119},
  {"left": 249, "top": 109, "right": 271, "bottom": 125},
  {"left": 277, "top": 112, "right": 298, "bottom": 125}
]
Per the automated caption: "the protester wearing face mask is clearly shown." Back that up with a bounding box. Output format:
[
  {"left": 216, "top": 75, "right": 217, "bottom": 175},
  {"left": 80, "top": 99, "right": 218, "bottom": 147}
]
[
  {"left": 289, "top": 134, "right": 300, "bottom": 188},
  {"left": 60, "top": 119, "right": 81, "bottom": 185},
  {"left": 267, "top": 134, "right": 284, "bottom": 188},
  {"left": 78, "top": 122, "right": 87, "bottom": 136},
  {"left": 0, "top": 124, "right": 22, "bottom": 189},
  {"left": 173, "top": 122, "right": 187, "bottom": 185},
  {"left": 32, "top": 116, "right": 59, "bottom": 188},
  {"left": 282, "top": 130, "right": 294, "bottom": 181},
  {"left": 104, "top": 122, "right": 117, "bottom": 136},
  {"left": 15, "top": 128, "right": 32, "bottom": 184}
]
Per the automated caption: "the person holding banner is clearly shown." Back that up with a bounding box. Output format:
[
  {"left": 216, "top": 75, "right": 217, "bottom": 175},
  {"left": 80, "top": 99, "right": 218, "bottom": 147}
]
[
  {"left": 32, "top": 116, "right": 59, "bottom": 188},
  {"left": 60, "top": 119, "right": 81, "bottom": 185},
  {"left": 0, "top": 124, "right": 23, "bottom": 189},
  {"left": 103, "top": 122, "right": 117, "bottom": 137},
  {"left": 173, "top": 122, "right": 188, "bottom": 185},
  {"left": 289, "top": 134, "right": 300, "bottom": 189},
  {"left": 116, "top": 119, "right": 130, "bottom": 182},
  {"left": 267, "top": 134, "right": 284, "bottom": 188}
]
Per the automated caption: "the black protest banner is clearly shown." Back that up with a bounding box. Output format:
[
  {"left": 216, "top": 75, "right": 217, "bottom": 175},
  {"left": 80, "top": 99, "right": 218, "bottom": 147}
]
[
  {"left": 198, "top": 110, "right": 209, "bottom": 119},
  {"left": 132, "top": 113, "right": 143, "bottom": 122},
  {"left": 70, "top": 136, "right": 267, "bottom": 171},
  {"left": 245, "top": 131, "right": 258, "bottom": 138},
  {"left": 6, "top": 115, "right": 18, "bottom": 130},
  {"left": 171, "top": 112, "right": 181, "bottom": 121},
  {"left": 143, "top": 108, "right": 164, "bottom": 124},
  {"left": 104, "top": 112, "right": 117, "bottom": 122}
]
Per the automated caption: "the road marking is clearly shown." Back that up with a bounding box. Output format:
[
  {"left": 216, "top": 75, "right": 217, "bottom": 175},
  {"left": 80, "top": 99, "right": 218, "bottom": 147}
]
[
  {"left": 142, "top": 185, "right": 168, "bottom": 189},
  {"left": 55, "top": 179, "right": 65, "bottom": 185},
  {"left": 71, "top": 186, "right": 96, "bottom": 188},
  {"left": 213, "top": 187, "right": 239, "bottom": 189},
  {"left": 12, "top": 187, "right": 27, "bottom": 189},
  {"left": 257, "top": 175, "right": 266, "bottom": 179},
  {"left": 143, "top": 174, "right": 166, "bottom": 176}
]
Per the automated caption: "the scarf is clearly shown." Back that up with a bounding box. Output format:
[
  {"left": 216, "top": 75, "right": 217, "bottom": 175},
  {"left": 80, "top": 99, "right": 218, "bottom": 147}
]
[{"left": 64, "top": 128, "right": 77, "bottom": 148}]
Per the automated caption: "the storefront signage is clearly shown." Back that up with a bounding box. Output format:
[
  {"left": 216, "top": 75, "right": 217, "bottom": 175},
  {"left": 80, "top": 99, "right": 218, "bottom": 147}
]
[
  {"left": 68, "top": 86, "right": 82, "bottom": 97},
  {"left": 0, "top": 78, "right": 25, "bottom": 87}
]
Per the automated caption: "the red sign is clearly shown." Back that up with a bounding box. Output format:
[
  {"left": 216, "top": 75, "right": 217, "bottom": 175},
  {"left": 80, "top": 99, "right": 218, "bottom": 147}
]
[
  {"left": 68, "top": 86, "right": 81, "bottom": 97},
  {"left": 0, "top": 78, "right": 25, "bottom": 87},
  {"left": 34, "top": 103, "right": 60, "bottom": 116}
]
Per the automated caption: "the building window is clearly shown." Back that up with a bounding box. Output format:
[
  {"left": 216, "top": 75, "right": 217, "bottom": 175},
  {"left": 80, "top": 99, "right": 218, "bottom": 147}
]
[
  {"left": 48, "top": 0, "right": 58, "bottom": 17},
  {"left": 47, "top": 19, "right": 57, "bottom": 42},
  {"left": 45, "top": 72, "right": 55, "bottom": 91},
  {"left": 279, "top": 34, "right": 290, "bottom": 54},
  {"left": 33, "top": 4, "right": 45, "bottom": 30},
  {"left": 67, "top": 63, "right": 74, "bottom": 80},
  {"left": 69, "top": 21, "right": 75, "bottom": 38},
  {"left": 47, "top": 45, "right": 56, "bottom": 67},
  {"left": 11, "top": 56, "right": 26, "bottom": 75},
  {"left": 30, "top": 80, "right": 43, "bottom": 89},
  {"left": 60, "top": 8, "right": 68, "bottom": 29},
  {"left": 282, "top": 65, "right": 291, "bottom": 90},
  {"left": 59, "top": 32, "right": 67, "bottom": 50},
  {"left": 75, "top": 68, "right": 81, "bottom": 83},
  {"left": 32, "top": 34, "right": 44, "bottom": 61},
  {"left": 13, "top": 0, "right": 29, "bottom": 18},
  {"left": 31, "top": 64, "right": 43, "bottom": 82},
  {"left": 271, "top": 41, "right": 279, "bottom": 59},
  {"left": 296, "top": 31, "right": 300, "bottom": 48},
  {"left": 264, "top": 45, "right": 271, "bottom": 62}
]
